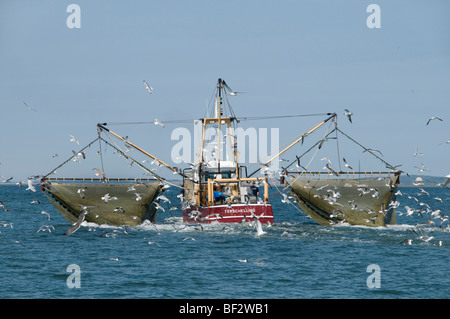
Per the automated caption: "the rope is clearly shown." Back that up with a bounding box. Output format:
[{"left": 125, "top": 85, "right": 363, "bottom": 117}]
[
  {"left": 335, "top": 127, "right": 395, "bottom": 169},
  {"left": 283, "top": 127, "right": 336, "bottom": 171},
  {"left": 335, "top": 125, "right": 342, "bottom": 172},
  {"left": 98, "top": 137, "right": 165, "bottom": 181},
  {"left": 104, "top": 113, "right": 332, "bottom": 126},
  {"left": 98, "top": 135, "right": 106, "bottom": 178},
  {"left": 42, "top": 137, "right": 100, "bottom": 179}
]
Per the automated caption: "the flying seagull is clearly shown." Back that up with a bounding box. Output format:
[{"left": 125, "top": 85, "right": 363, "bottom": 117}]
[
  {"left": 41, "top": 210, "right": 51, "bottom": 221},
  {"left": 400, "top": 239, "right": 413, "bottom": 245},
  {"left": 154, "top": 118, "right": 165, "bottom": 128},
  {"left": 412, "top": 147, "right": 423, "bottom": 157},
  {"left": 344, "top": 109, "right": 353, "bottom": 123},
  {"left": 26, "top": 179, "right": 36, "bottom": 192},
  {"left": 426, "top": 116, "right": 443, "bottom": 125},
  {"left": 23, "top": 102, "right": 37, "bottom": 111},
  {"left": 250, "top": 212, "right": 266, "bottom": 239},
  {"left": 92, "top": 168, "right": 105, "bottom": 180},
  {"left": 229, "top": 91, "right": 246, "bottom": 96},
  {"left": 64, "top": 210, "right": 89, "bottom": 235},
  {"left": 363, "top": 148, "right": 384, "bottom": 157},
  {"left": 1, "top": 176, "right": 13, "bottom": 183},
  {"left": 324, "top": 163, "right": 339, "bottom": 177},
  {"left": 153, "top": 202, "right": 165, "bottom": 212},
  {"left": 343, "top": 158, "right": 353, "bottom": 170},
  {"left": 143, "top": 80, "right": 153, "bottom": 94},
  {"left": 69, "top": 135, "right": 79, "bottom": 145}
]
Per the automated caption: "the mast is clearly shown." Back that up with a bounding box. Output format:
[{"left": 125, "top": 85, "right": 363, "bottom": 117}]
[{"left": 217, "top": 78, "right": 222, "bottom": 174}]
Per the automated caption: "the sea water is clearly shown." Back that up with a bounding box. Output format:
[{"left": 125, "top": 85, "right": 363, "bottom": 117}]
[{"left": 0, "top": 185, "right": 449, "bottom": 299}]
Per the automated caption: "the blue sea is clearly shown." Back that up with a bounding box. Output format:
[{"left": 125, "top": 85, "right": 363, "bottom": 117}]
[{"left": 0, "top": 184, "right": 449, "bottom": 300}]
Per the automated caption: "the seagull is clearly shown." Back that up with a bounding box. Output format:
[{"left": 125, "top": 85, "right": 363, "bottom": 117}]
[
  {"left": 92, "top": 168, "right": 105, "bottom": 180},
  {"left": 0, "top": 221, "right": 13, "bottom": 229},
  {"left": 156, "top": 194, "right": 171, "bottom": 204},
  {"left": 414, "top": 162, "right": 429, "bottom": 173},
  {"left": 413, "top": 147, "right": 424, "bottom": 157},
  {"left": 321, "top": 157, "right": 332, "bottom": 165},
  {"left": 37, "top": 225, "right": 55, "bottom": 233},
  {"left": 26, "top": 179, "right": 36, "bottom": 192},
  {"left": 370, "top": 188, "right": 379, "bottom": 198},
  {"left": 229, "top": 91, "right": 245, "bottom": 96},
  {"left": 101, "top": 193, "right": 118, "bottom": 203},
  {"left": 364, "top": 216, "right": 377, "bottom": 224},
  {"left": 344, "top": 109, "right": 353, "bottom": 123},
  {"left": 327, "top": 189, "right": 341, "bottom": 199},
  {"left": 250, "top": 212, "right": 266, "bottom": 239},
  {"left": 417, "top": 188, "right": 430, "bottom": 197},
  {"left": 154, "top": 118, "right": 165, "bottom": 128},
  {"left": 41, "top": 210, "right": 51, "bottom": 221},
  {"left": 343, "top": 158, "right": 353, "bottom": 170},
  {"left": 77, "top": 188, "right": 86, "bottom": 199},
  {"left": 440, "top": 175, "right": 450, "bottom": 188},
  {"left": 426, "top": 116, "right": 443, "bottom": 125},
  {"left": 14, "top": 240, "right": 26, "bottom": 248},
  {"left": 143, "top": 80, "right": 153, "bottom": 94},
  {"left": 295, "top": 155, "right": 307, "bottom": 171},
  {"left": 316, "top": 184, "right": 329, "bottom": 191},
  {"left": 114, "top": 207, "right": 125, "bottom": 213},
  {"left": 324, "top": 164, "right": 339, "bottom": 177},
  {"left": 238, "top": 258, "right": 248, "bottom": 262},
  {"left": 23, "top": 101, "right": 37, "bottom": 111},
  {"left": 330, "top": 209, "right": 344, "bottom": 219},
  {"left": 388, "top": 200, "right": 400, "bottom": 209},
  {"left": 363, "top": 148, "right": 384, "bottom": 157},
  {"left": 153, "top": 202, "right": 165, "bottom": 212},
  {"left": 64, "top": 210, "right": 89, "bottom": 235},
  {"left": 412, "top": 227, "right": 434, "bottom": 243},
  {"left": 135, "top": 193, "right": 143, "bottom": 201},
  {"left": 400, "top": 239, "right": 413, "bottom": 245},
  {"left": 1, "top": 176, "right": 13, "bottom": 183},
  {"left": 69, "top": 135, "right": 79, "bottom": 145},
  {"left": 280, "top": 193, "right": 292, "bottom": 204},
  {"left": 0, "top": 201, "right": 8, "bottom": 211}
]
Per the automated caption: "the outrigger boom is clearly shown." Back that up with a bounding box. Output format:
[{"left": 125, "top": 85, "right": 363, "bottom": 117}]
[
  {"left": 248, "top": 112, "right": 336, "bottom": 177},
  {"left": 97, "top": 122, "right": 184, "bottom": 178}
]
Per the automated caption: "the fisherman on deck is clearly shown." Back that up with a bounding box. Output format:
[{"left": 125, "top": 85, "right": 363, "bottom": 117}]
[{"left": 249, "top": 182, "right": 259, "bottom": 198}]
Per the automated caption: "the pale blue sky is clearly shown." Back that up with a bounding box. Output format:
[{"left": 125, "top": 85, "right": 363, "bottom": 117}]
[{"left": 1, "top": 0, "right": 449, "bottom": 182}]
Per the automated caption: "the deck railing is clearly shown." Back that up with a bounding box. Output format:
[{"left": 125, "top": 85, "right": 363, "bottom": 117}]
[{"left": 43, "top": 177, "right": 158, "bottom": 184}]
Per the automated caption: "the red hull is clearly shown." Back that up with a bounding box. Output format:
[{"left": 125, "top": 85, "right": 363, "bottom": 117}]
[{"left": 182, "top": 204, "right": 273, "bottom": 224}]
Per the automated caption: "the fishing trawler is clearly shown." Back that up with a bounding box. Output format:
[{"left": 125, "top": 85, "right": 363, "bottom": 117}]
[
  {"left": 42, "top": 77, "right": 401, "bottom": 228},
  {"left": 180, "top": 78, "right": 273, "bottom": 224}
]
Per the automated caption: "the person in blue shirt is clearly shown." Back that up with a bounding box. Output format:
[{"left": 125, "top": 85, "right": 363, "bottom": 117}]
[{"left": 249, "top": 182, "right": 259, "bottom": 198}]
